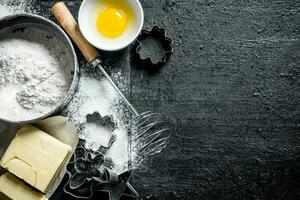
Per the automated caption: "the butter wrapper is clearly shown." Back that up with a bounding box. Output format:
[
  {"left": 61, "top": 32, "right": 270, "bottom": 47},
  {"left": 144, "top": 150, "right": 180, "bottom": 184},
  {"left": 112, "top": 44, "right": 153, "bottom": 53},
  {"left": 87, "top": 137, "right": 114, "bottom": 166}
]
[{"left": 0, "top": 116, "right": 79, "bottom": 199}]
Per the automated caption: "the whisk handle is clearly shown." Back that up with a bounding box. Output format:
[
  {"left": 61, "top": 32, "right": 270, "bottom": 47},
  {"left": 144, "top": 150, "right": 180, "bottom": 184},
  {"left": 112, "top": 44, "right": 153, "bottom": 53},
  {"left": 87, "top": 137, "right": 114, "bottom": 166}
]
[{"left": 51, "top": 1, "right": 100, "bottom": 63}]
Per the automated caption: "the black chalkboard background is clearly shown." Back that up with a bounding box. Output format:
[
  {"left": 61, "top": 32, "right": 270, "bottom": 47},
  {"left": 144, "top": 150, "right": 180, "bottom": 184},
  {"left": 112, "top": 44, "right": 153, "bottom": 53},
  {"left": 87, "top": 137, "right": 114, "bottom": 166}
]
[{"left": 27, "top": 0, "right": 300, "bottom": 199}]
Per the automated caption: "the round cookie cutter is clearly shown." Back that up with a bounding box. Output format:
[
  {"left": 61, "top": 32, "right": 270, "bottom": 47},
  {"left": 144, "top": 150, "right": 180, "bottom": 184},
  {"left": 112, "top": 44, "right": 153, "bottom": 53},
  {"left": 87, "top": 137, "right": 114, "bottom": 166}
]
[
  {"left": 133, "top": 26, "right": 173, "bottom": 72},
  {"left": 0, "top": 14, "right": 79, "bottom": 123}
]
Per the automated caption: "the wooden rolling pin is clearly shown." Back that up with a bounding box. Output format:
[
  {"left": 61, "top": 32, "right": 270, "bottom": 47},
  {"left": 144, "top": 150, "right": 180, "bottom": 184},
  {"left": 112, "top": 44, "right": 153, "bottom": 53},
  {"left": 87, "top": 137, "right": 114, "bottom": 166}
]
[{"left": 51, "top": 1, "right": 100, "bottom": 63}]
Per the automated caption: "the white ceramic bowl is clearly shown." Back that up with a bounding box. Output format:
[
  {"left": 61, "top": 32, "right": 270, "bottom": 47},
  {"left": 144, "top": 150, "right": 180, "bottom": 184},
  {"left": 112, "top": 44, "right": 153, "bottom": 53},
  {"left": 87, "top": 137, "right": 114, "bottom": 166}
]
[{"left": 78, "top": 0, "right": 144, "bottom": 51}]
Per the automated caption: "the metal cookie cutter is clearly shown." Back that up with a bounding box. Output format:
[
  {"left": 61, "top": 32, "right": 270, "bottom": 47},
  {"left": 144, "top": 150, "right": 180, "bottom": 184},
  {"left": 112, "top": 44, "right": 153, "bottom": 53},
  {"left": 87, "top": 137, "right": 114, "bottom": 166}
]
[
  {"left": 133, "top": 26, "right": 173, "bottom": 72},
  {"left": 80, "top": 112, "right": 117, "bottom": 153},
  {"left": 63, "top": 143, "right": 119, "bottom": 199},
  {"left": 63, "top": 144, "right": 139, "bottom": 200},
  {"left": 94, "top": 170, "right": 139, "bottom": 200}
]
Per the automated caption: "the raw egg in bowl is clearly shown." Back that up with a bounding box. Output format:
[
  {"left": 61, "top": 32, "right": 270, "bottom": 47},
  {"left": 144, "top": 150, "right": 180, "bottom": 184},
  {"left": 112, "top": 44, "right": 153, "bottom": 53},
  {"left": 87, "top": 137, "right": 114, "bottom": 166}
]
[{"left": 79, "top": 0, "right": 144, "bottom": 51}]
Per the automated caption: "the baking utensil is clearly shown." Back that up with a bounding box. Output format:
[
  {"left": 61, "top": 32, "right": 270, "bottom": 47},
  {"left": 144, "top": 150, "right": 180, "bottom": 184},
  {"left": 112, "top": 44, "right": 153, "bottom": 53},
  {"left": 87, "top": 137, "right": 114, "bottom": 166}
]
[
  {"left": 129, "top": 111, "right": 170, "bottom": 167},
  {"left": 82, "top": 112, "right": 117, "bottom": 152},
  {"left": 133, "top": 26, "right": 173, "bottom": 72},
  {"left": 78, "top": 0, "right": 144, "bottom": 51},
  {"left": 63, "top": 142, "right": 133, "bottom": 199},
  {"left": 94, "top": 170, "right": 139, "bottom": 200},
  {"left": 63, "top": 144, "right": 113, "bottom": 199},
  {"left": 0, "top": 14, "right": 79, "bottom": 123}
]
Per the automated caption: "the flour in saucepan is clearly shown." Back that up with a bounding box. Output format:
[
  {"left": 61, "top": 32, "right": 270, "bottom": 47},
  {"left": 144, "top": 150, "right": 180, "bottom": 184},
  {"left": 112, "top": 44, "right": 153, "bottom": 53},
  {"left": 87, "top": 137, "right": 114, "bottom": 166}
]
[{"left": 0, "top": 28, "right": 72, "bottom": 121}]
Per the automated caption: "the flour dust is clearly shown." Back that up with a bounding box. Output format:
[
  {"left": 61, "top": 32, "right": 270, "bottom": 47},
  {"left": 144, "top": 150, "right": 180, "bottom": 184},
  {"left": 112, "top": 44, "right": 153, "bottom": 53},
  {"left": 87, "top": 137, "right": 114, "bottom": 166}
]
[
  {"left": 62, "top": 66, "right": 135, "bottom": 175},
  {"left": 0, "top": 0, "right": 39, "bottom": 18}
]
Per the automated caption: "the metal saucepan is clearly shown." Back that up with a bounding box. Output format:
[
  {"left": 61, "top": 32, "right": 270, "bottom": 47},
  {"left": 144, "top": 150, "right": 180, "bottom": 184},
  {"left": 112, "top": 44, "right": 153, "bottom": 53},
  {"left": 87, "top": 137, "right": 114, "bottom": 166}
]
[{"left": 0, "top": 14, "right": 79, "bottom": 123}]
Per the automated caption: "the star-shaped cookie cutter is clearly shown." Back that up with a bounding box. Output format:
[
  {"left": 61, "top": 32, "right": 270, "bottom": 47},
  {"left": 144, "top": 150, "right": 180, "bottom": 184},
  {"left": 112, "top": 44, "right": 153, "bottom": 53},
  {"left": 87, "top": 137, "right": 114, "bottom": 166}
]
[{"left": 94, "top": 170, "right": 139, "bottom": 200}]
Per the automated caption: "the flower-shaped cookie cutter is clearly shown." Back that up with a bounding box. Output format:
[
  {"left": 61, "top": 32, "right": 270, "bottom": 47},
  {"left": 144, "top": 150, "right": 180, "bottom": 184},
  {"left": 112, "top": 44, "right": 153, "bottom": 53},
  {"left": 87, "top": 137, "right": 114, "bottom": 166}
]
[
  {"left": 133, "top": 26, "right": 173, "bottom": 72},
  {"left": 80, "top": 112, "right": 117, "bottom": 153}
]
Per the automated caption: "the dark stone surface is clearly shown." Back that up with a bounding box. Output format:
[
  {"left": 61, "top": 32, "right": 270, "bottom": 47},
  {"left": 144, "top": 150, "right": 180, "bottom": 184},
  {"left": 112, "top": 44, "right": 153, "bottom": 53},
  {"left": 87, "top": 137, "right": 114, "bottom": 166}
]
[{"left": 39, "top": 0, "right": 299, "bottom": 199}]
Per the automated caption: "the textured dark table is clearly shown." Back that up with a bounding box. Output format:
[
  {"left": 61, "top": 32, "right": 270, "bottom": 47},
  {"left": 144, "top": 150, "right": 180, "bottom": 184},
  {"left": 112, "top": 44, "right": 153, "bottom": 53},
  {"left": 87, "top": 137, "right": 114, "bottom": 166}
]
[{"left": 38, "top": 0, "right": 300, "bottom": 199}]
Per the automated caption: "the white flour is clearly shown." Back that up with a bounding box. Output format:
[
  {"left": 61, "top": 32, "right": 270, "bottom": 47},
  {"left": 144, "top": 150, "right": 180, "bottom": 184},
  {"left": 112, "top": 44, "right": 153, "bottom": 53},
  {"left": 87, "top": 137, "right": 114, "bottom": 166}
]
[
  {"left": 0, "top": 6, "right": 11, "bottom": 17},
  {"left": 63, "top": 69, "right": 133, "bottom": 174},
  {"left": 0, "top": 28, "right": 72, "bottom": 121},
  {"left": 0, "top": 0, "right": 38, "bottom": 18}
]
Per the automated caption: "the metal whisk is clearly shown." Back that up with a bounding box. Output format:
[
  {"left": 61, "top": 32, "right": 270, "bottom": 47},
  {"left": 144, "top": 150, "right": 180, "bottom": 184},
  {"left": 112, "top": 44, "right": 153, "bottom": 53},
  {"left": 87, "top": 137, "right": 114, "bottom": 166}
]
[{"left": 129, "top": 111, "right": 170, "bottom": 167}]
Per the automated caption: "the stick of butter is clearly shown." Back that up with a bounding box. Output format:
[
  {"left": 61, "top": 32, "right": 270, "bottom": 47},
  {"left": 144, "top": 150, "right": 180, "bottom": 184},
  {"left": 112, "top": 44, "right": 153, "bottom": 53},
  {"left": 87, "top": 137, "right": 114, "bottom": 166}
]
[
  {"left": 0, "top": 125, "right": 72, "bottom": 193},
  {"left": 0, "top": 173, "right": 47, "bottom": 200}
]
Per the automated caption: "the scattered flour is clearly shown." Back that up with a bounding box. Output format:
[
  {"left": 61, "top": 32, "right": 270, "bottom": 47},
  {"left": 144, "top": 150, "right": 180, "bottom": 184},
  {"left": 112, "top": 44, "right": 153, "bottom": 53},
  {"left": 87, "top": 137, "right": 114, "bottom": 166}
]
[
  {"left": 0, "top": 6, "right": 11, "bottom": 17},
  {"left": 65, "top": 76, "right": 119, "bottom": 126},
  {"left": 83, "top": 124, "right": 115, "bottom": 151},
  {"left": 0, "top": 28, "right": 72, "bottom": 121},
  {"left": 105, "top": 127, "right": 129, "bottom": 174},
  {"left": 63, "top": 69, "right": 133, "bottom": 174},
  {"left": 0, "top": 0, "right": 38, "bottom": 18}
]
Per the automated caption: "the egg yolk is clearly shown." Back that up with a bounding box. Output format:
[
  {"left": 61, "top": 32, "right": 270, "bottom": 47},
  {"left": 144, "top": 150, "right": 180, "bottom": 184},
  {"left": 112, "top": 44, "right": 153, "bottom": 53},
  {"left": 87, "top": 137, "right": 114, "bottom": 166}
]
[{"left": 97, "top": 7, "right": 127, "bottom": 38}]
